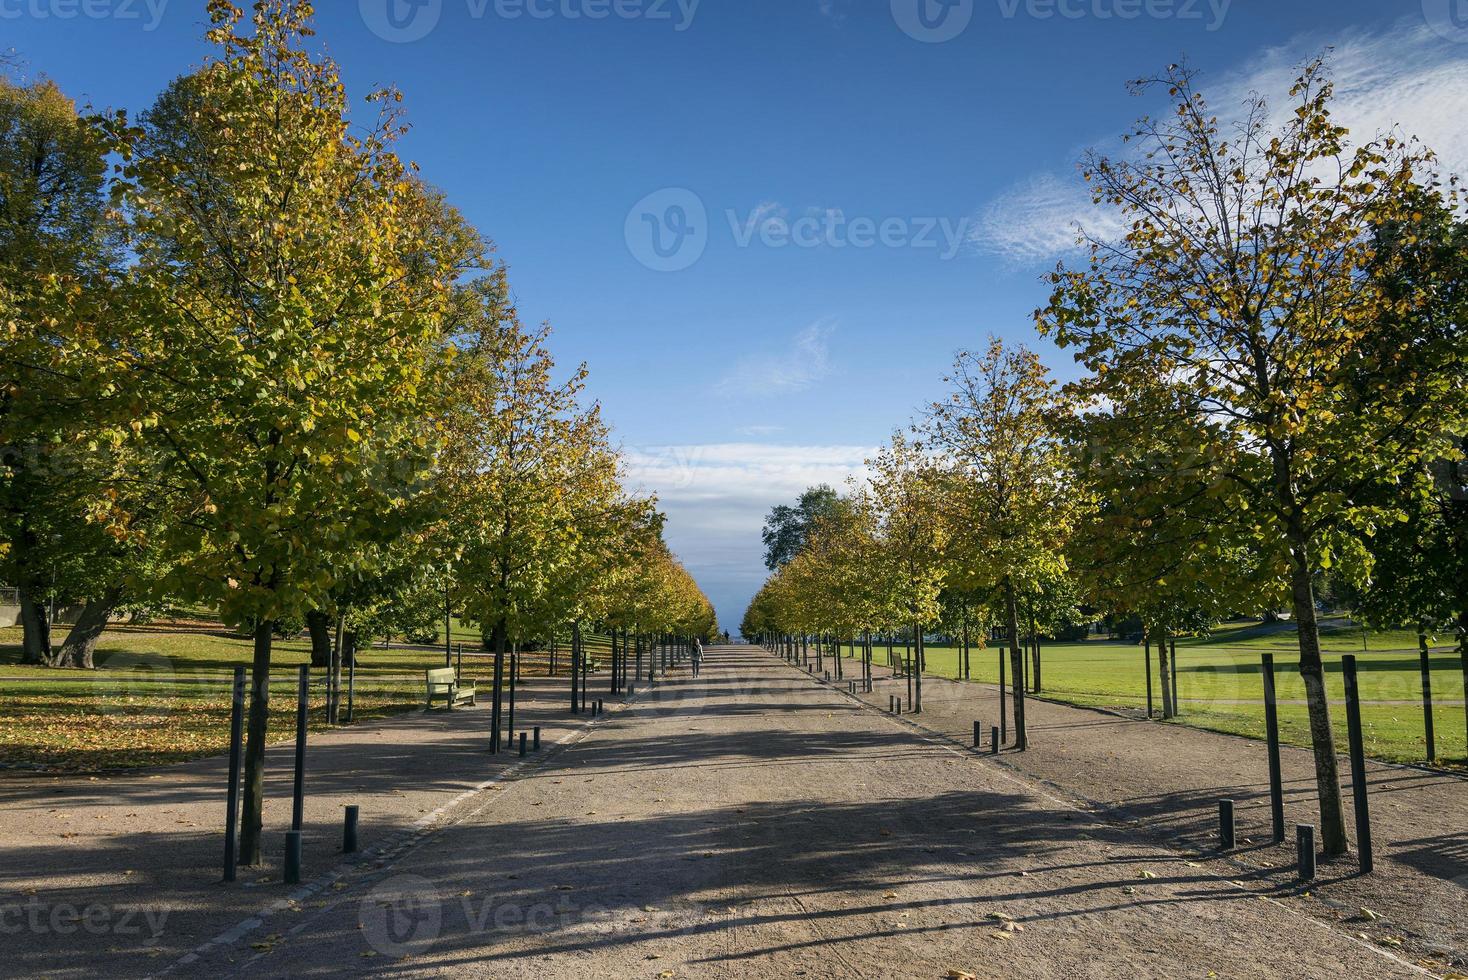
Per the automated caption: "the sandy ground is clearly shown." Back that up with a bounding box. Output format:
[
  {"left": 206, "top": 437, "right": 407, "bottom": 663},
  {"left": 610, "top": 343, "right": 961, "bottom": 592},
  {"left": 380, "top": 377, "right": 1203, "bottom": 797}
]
[
  {"left": 822, "top": 648, "right": 1468, "bottom": 972},
  {"left": 98, "top": 646, "right": 1437, "bottom": 980},
  {"left": 0, "top": 671, "right": 612, "bottom": 979}
]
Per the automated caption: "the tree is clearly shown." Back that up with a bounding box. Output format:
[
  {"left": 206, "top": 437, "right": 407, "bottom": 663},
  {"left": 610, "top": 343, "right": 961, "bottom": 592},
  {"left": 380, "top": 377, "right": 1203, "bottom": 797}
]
[
  {"left": 1039, "top": 60, "right": 1457, "bottom": 854},
  {"left": 113, "top": 1, "right": 482, "bottom": 864},
  {"left": 0, "top": 74, "right": 120, "bottom": 664},
  {"left": 443, "top": 277, "right": 617, "bottom": 744},
  {"left": 926, "top": 338, "right": 1075, "bottom": 748},
  {"left": 865, "top": 433, "right": 947, "bottom": 713},
  {"left": 761, "top": 484, "right": 842, "bottom": 570}
]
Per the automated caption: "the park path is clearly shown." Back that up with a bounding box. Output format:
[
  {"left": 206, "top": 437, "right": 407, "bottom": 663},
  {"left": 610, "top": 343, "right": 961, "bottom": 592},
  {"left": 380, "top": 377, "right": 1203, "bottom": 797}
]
[
  {"left": 819, "top": 649, "right": 1468, "bottom": 970},
  {"left": 175, "top": 646, "right": 1435, "bottom": 979},
  {"left": 0, "top": 670, "right": 610, "bottom": 979}
]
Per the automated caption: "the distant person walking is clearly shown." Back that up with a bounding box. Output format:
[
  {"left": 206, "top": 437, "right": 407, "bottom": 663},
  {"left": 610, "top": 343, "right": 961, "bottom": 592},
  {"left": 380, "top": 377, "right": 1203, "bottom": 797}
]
[{"left": 692, "top": 638, "right": 704, "bottom": 678}]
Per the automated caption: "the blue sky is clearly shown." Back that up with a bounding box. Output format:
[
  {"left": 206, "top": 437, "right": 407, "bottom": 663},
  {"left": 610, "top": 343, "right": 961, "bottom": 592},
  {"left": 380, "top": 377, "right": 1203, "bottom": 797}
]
[{"left": 6, "top": 0, "right": 1466, "bottom": 629}]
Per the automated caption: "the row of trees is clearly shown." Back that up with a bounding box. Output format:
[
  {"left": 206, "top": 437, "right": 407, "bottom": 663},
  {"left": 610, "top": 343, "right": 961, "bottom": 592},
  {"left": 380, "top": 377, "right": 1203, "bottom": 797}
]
[
  {"left": 0, "top": 1, "right": 715, "bottom": 865},
  {"left": 744, "top": 59, "right": 1466, "bottom": 859}
]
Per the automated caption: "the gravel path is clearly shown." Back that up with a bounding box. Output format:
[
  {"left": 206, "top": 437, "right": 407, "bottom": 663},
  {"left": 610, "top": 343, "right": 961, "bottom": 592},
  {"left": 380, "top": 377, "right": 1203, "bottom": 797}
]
[
  {"left": 0, "top": 672, "right": 607, "bottom": 979},
  {"left": 822, "top": 649, "right": 1468, "bottom": 972},
  {"left": 164, "top": 646, "right": 1435, "bottom": 979}
]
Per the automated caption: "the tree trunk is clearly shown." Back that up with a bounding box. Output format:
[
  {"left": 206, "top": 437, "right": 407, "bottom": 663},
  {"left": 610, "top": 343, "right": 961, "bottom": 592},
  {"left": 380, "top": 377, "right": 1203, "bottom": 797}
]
[
  {"left": 1157, "top": 625, "right": 1174, "bottom": 720},
  {"left": 913, "top": 624, "right": 923, "bottom": 713},
  {"left": 1286, "top": 531, "right": 1348, "bottom": 858},
  {"left": 492, "top": 618, "right": 507, "bottom": 741},
  {"left": 18, "top": 587, "right": 51, "bottom": 666},
  {"left": 239, "top": 620, "right": 274, "bottom": 867},
  {"left": 306, "top": 610, "right": 332, "bottom": 669},
  {"left": 52, "top": 586, "right": 125, "bottom": 669},
  {"left": 1004, "top": 578, "right": 1027, "bottom": 750}
]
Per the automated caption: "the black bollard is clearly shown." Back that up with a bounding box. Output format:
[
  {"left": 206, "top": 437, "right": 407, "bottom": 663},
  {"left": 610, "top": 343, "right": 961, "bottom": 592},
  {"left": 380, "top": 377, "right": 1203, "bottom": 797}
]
[
  {"left": 1261, "top": 655, "right": 1286, "bottom": 844},
  {"left": 1342, "top": 656, "right": 1373, "bottom": 873},
  {"left": 1218, "top": 800, "right": 1236, "bottom": 850},
  {"left": 292, "top": 664, "right": 309, "bottom": 832},
  {"left": 534, "top": 726, "right": 542, "bottom": 751},
  {"left": 974, "top": 721, "right": 981, "bottom": 749},
  {"left": 284, "top": 830, "right": 303, "bottom": 885},
  {"left": 343, "top": 805, "right": 360, "bottom": 854},
  {"left": 223, "top": 667, "right": 245, "bottom": 883},
  {"left": 990, "top": 727, "right": 999, "bottom": 755},
  {"left": 520, "top": 732, "right": 527, "bottom": 757},
  {"left": 1297, "top": 825, "right": 1316, "bottom": 881}
]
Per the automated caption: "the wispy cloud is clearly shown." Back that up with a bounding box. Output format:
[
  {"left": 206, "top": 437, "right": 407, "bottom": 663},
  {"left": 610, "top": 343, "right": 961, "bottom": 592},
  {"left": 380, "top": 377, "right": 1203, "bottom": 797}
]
[
  {"left": 972, "top": 20, "right": 1468, "bottom": 265},
  {"left": 714, "top": 319, "right": 837, "bottom": 397},
  {"left": 623, "top": 442, "right": 872, "bottom": 629}
]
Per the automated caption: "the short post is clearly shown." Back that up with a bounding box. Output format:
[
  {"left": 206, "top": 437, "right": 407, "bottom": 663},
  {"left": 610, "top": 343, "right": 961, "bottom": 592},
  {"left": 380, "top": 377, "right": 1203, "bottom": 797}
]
[
  {"left": 1145, "top": 637, "right": 1154, "bottom": 719},
  {"left": 1261, "top": 654, "right": 1286, "bottom": 844},
  {"left": 1297, "top": 825, "right": 1316, "bottom": 881},
  {"left": 292, "top": 664, "right": 309, "bottom": 832},
  {"left": 284, "top": 830, "right": 303, "bottom": 885},
  {"left": 1218, "top": 800, "right": 1235, "bottom": 850},
  {"left": 990, "top": 727, "right": 999, "bottom": 755},
  {"left": 519, "top": 732, "right": 527, "bottom": 757},
  {"left": 1342, "top": 655, "right": 1373, "bottom": 874},
  {"left": 343, "top": 805, "right": 360, "bottom": 854},
  {"left": 1169, "top": 640, "right": 1179, "bottom": 715},
  {"left": 889, "top": 695, "right": 895, "bottom": 713},
  {"left": 973, "top": 721, "right": 981, "bottom": 749},
  {"left": 345, "top": 649, "right": 356, "bottom": 724},
  {"left": 223, "top": 667, "right": 245, "bottom": 882},
  {"left": 998, "top": 647, "right": 1006, "bottom": 744},
  {"left": 1419, "top": 638, "right": 1436, "bottom": 763},
  {"left": 533, "top": 726, "right": 542, "bottom": 751}
]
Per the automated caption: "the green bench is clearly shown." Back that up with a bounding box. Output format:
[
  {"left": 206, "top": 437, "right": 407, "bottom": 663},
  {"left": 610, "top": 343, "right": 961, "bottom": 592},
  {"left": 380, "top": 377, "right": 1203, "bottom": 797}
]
[{"left": 425, "top": 667, "right": 475, "bottom": 711}]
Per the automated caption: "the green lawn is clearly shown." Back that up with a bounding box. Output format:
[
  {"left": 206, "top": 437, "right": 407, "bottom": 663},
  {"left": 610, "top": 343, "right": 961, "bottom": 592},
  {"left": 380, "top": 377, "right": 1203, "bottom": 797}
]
[
  {"left": 0, "top": 619, "right": 621, "bottom": 772},
  {"left": 853, "top": 620, "right": 1467, "bottom": 767}
]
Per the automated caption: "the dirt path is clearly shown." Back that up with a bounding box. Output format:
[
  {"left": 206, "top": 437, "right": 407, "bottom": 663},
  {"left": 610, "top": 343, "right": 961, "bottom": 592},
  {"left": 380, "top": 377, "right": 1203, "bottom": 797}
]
[
  {"left": 155, "top": 646, "right": 1434, "bottom": 979},
  {"left": 822, "top": 650, "right": 1468, "bottom": 972},
  {"left": 0, "top": 672, "right": 607, "bottom": 979}
]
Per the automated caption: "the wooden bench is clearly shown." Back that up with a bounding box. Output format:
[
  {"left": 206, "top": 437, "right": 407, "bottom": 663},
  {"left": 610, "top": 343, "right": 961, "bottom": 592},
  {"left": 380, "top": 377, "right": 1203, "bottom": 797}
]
[{"left": 425, "top": 667, "right": 475, "bottom": 711}]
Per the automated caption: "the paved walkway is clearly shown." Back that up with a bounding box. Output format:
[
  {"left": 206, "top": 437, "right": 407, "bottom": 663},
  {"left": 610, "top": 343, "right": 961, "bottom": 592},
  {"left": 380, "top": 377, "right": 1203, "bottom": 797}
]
[
  {"left": 817, "top": 649, "right": 1468, "bottom": 969},
  {"left": 94, "top": 647, "right": 1438, "bottom": 978},
  {"left": 0, "top": 671, "right": 613, "bottom": 979}
]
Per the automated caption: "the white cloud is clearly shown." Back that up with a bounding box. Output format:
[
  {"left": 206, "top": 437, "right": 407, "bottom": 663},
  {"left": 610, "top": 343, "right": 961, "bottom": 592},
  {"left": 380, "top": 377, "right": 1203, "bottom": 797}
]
[
  {"left": 714, "top": 319, "right": 837, "bottom": 397},
  {"left": 970, "top": 173, "right": 1125, "bottom": 265},
  {"left": 972, "top": 20, "right": 1468, "bottom": 265},
  {"left": 623, "top": 442, "right": 872, "bottom": 629}
]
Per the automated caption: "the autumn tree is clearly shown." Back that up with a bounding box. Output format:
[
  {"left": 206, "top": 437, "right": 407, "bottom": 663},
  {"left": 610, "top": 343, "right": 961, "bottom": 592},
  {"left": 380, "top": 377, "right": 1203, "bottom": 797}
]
[
  {"left": 0, "top": 74, "right": 124, "bottom": 664},
  {"left": 113, "top": 1, "right": 482, "bottom": 864},
  {"left": 1039, "top": 60, "right": 1458, "bottom": 854},
  {"left": 865, "top": 433, "right": 947, "bottom": 713},
  {"left": 926, "top": 339, "right": 1075, "bottom": 749}
]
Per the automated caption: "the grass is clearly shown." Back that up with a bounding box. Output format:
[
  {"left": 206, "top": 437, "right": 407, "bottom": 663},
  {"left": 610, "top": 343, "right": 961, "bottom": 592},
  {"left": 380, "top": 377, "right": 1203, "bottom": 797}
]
[
  {"left": 855, "top": 619, "right": 1467, "bottom": 767},
  {"left": 0, "top": 618, "right": 623, "bottom": 772}
]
